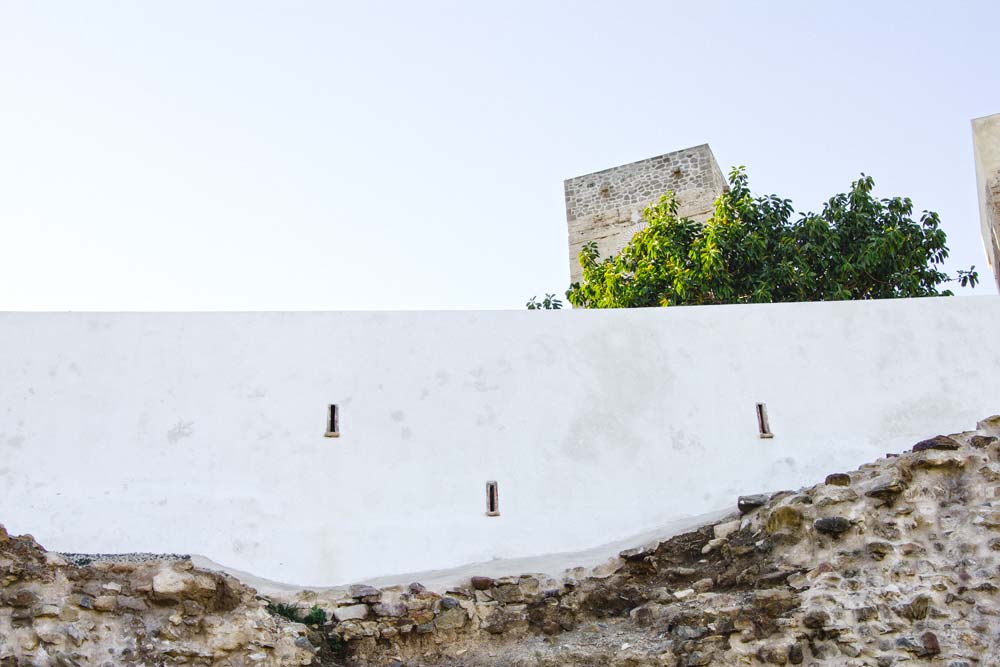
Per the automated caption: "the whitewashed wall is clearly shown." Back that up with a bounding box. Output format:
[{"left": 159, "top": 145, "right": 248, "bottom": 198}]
[
  {"left": 973, "top": 112, "right": 1000, "bottom": 291},
  {"left": 1, "top": 297, "right": 999, "bottom": 587}
]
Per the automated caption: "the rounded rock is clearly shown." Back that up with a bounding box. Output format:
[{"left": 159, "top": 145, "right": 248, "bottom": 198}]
[{"left": 814, "top": 517, "right": 852, "bottom": 535}]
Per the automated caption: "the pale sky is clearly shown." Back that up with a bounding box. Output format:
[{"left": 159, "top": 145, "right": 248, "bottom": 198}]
[{"left": 2, "top": 1, "right": 998, "bottom": 310}]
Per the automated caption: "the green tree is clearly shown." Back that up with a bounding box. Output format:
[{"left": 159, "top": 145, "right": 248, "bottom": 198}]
[{"left": 566, "top": 167, "right": 977, "bottom": 308}]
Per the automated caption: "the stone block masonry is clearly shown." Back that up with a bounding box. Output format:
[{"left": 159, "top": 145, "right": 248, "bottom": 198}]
[
  {"left": 973, "top": 112, "right": 1000, "bottom": 291},
  {"left": 564, "top": 144, "right": 727, "bottom": 283}
]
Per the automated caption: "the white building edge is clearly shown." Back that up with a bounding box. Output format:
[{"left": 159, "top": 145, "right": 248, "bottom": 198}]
[
  {"left": 2, "top": 297, "right": 999, "bottom": 588},
  {"left": 973, "top": 112, "right": 1000, "bottom": 291}
]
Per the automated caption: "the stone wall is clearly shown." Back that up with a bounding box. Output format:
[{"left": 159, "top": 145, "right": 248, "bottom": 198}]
[
  {"left": 0, "top": 531, "right": 319, "bottom": 666},
  {"left": 3, "top": 416, "right": 1000, "bottom": 666},
  {"left": 564, "top": 145, "right": 727, "bottom": 283},
  {"left": 973, "top": 112, "right": 1000, "bottom": 291},
  {"left": 282, "top": 415, "right": 1000, "bottom": 666}
]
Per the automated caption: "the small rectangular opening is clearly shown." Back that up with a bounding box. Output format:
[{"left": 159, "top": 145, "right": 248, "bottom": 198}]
[
  {"left": 756, "top": 403, "right": 773, "bottom": 439},
  {"left": 486, "top": 481, "right": 499, "bottom": 516},
  {"left": 325, "top": 404, "right": 339, "bottom": 438}
]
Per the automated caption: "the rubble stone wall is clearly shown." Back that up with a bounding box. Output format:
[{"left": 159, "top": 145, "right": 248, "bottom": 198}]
[{"left": 0, "top": 529, "right": 318, "bottom": 667}]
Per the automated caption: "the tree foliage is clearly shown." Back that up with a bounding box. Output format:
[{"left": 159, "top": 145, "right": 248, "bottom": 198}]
[
  {"left": 526, "top": 294, "right": 563, "bottom": 310},
  {"left": 566, "top": 167, "right": 977, "bottom": 309}
]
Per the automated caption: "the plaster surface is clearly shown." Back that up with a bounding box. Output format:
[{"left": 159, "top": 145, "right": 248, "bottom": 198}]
[
  {"left": 973, "top": 112, "right": 1000, "bottom": 291},
  {"left": 2, "top": 297, "right": 999, "bottom": 587}
]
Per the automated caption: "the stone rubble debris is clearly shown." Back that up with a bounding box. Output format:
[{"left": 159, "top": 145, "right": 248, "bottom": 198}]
[{"left": 0, "top": 530, "right": 318, "bottom": 666}]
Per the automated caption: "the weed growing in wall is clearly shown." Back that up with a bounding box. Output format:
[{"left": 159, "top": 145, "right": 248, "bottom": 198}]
[
  {"left": 266, "top": 601, "right": 302, "bottom": 623},
  {"left": 303, "top": 604, "right": 327, "bottom": 626}
]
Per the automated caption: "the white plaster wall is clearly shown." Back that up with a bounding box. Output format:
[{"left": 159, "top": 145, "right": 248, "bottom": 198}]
[
  {"left": 1, "top": 297, "right": 999, "bottom": 587},
  {"left": 973, "top": 112, "right": 1000, "bottom": 290}
]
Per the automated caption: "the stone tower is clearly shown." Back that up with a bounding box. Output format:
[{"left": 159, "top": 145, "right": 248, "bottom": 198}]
[
  {"left": 973, "top": 113, "right": 1000, "bottom": 291},
  {"left": 563, "top": 144, "right": 727, "bottom": 284}
]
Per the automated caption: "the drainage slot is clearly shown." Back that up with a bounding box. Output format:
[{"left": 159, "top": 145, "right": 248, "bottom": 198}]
[
  {"left": 756, "top": 403, "right": 773, "bottom": 439},
  {"left": 486, "top": 481, "right": 499, "bottom": 516},
  {"left": 325, "top": 405, "right": 340, "bottom": 437}
]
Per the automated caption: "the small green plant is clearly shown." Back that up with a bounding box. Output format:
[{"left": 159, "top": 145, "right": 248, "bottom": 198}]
[
  {"left": 303, "top": 604, "right": 327, "bottom": 625},
  {"left": 326, "top": 632, "right": 347, "bottom": 658},
  {"left": 266, "top": 601, "right": 302, "bottom": 623}
]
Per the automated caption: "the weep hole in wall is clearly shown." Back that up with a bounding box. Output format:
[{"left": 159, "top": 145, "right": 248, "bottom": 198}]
[
  {"left": 325, "top": 404, "right": 339, "bottom": 437},
  {"left": 486, "top": 481, "right": 499, "bottom": 516},
  {"left": 756, "top": 402, "right": 773, "bottom": 439}
]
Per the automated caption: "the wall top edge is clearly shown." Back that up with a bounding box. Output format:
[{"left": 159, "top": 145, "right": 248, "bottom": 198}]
[
  {"left": 0, "top": 296, "right": 997, "bottom": 319},
  {"left": 972, "top": 112, "right": 1000, "bottom": 126},
  {"left": 563, "top": 144, "right": 715, "bottom": 185}
]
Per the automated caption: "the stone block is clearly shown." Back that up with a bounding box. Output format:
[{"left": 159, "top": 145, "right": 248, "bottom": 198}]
[{"left": 332, "top": 604, "right": 368, "bottom": 622}]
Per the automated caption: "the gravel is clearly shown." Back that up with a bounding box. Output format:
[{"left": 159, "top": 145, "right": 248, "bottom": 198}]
[{"left": 58, "top": 552, "right": 190, "bottom": 566}]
